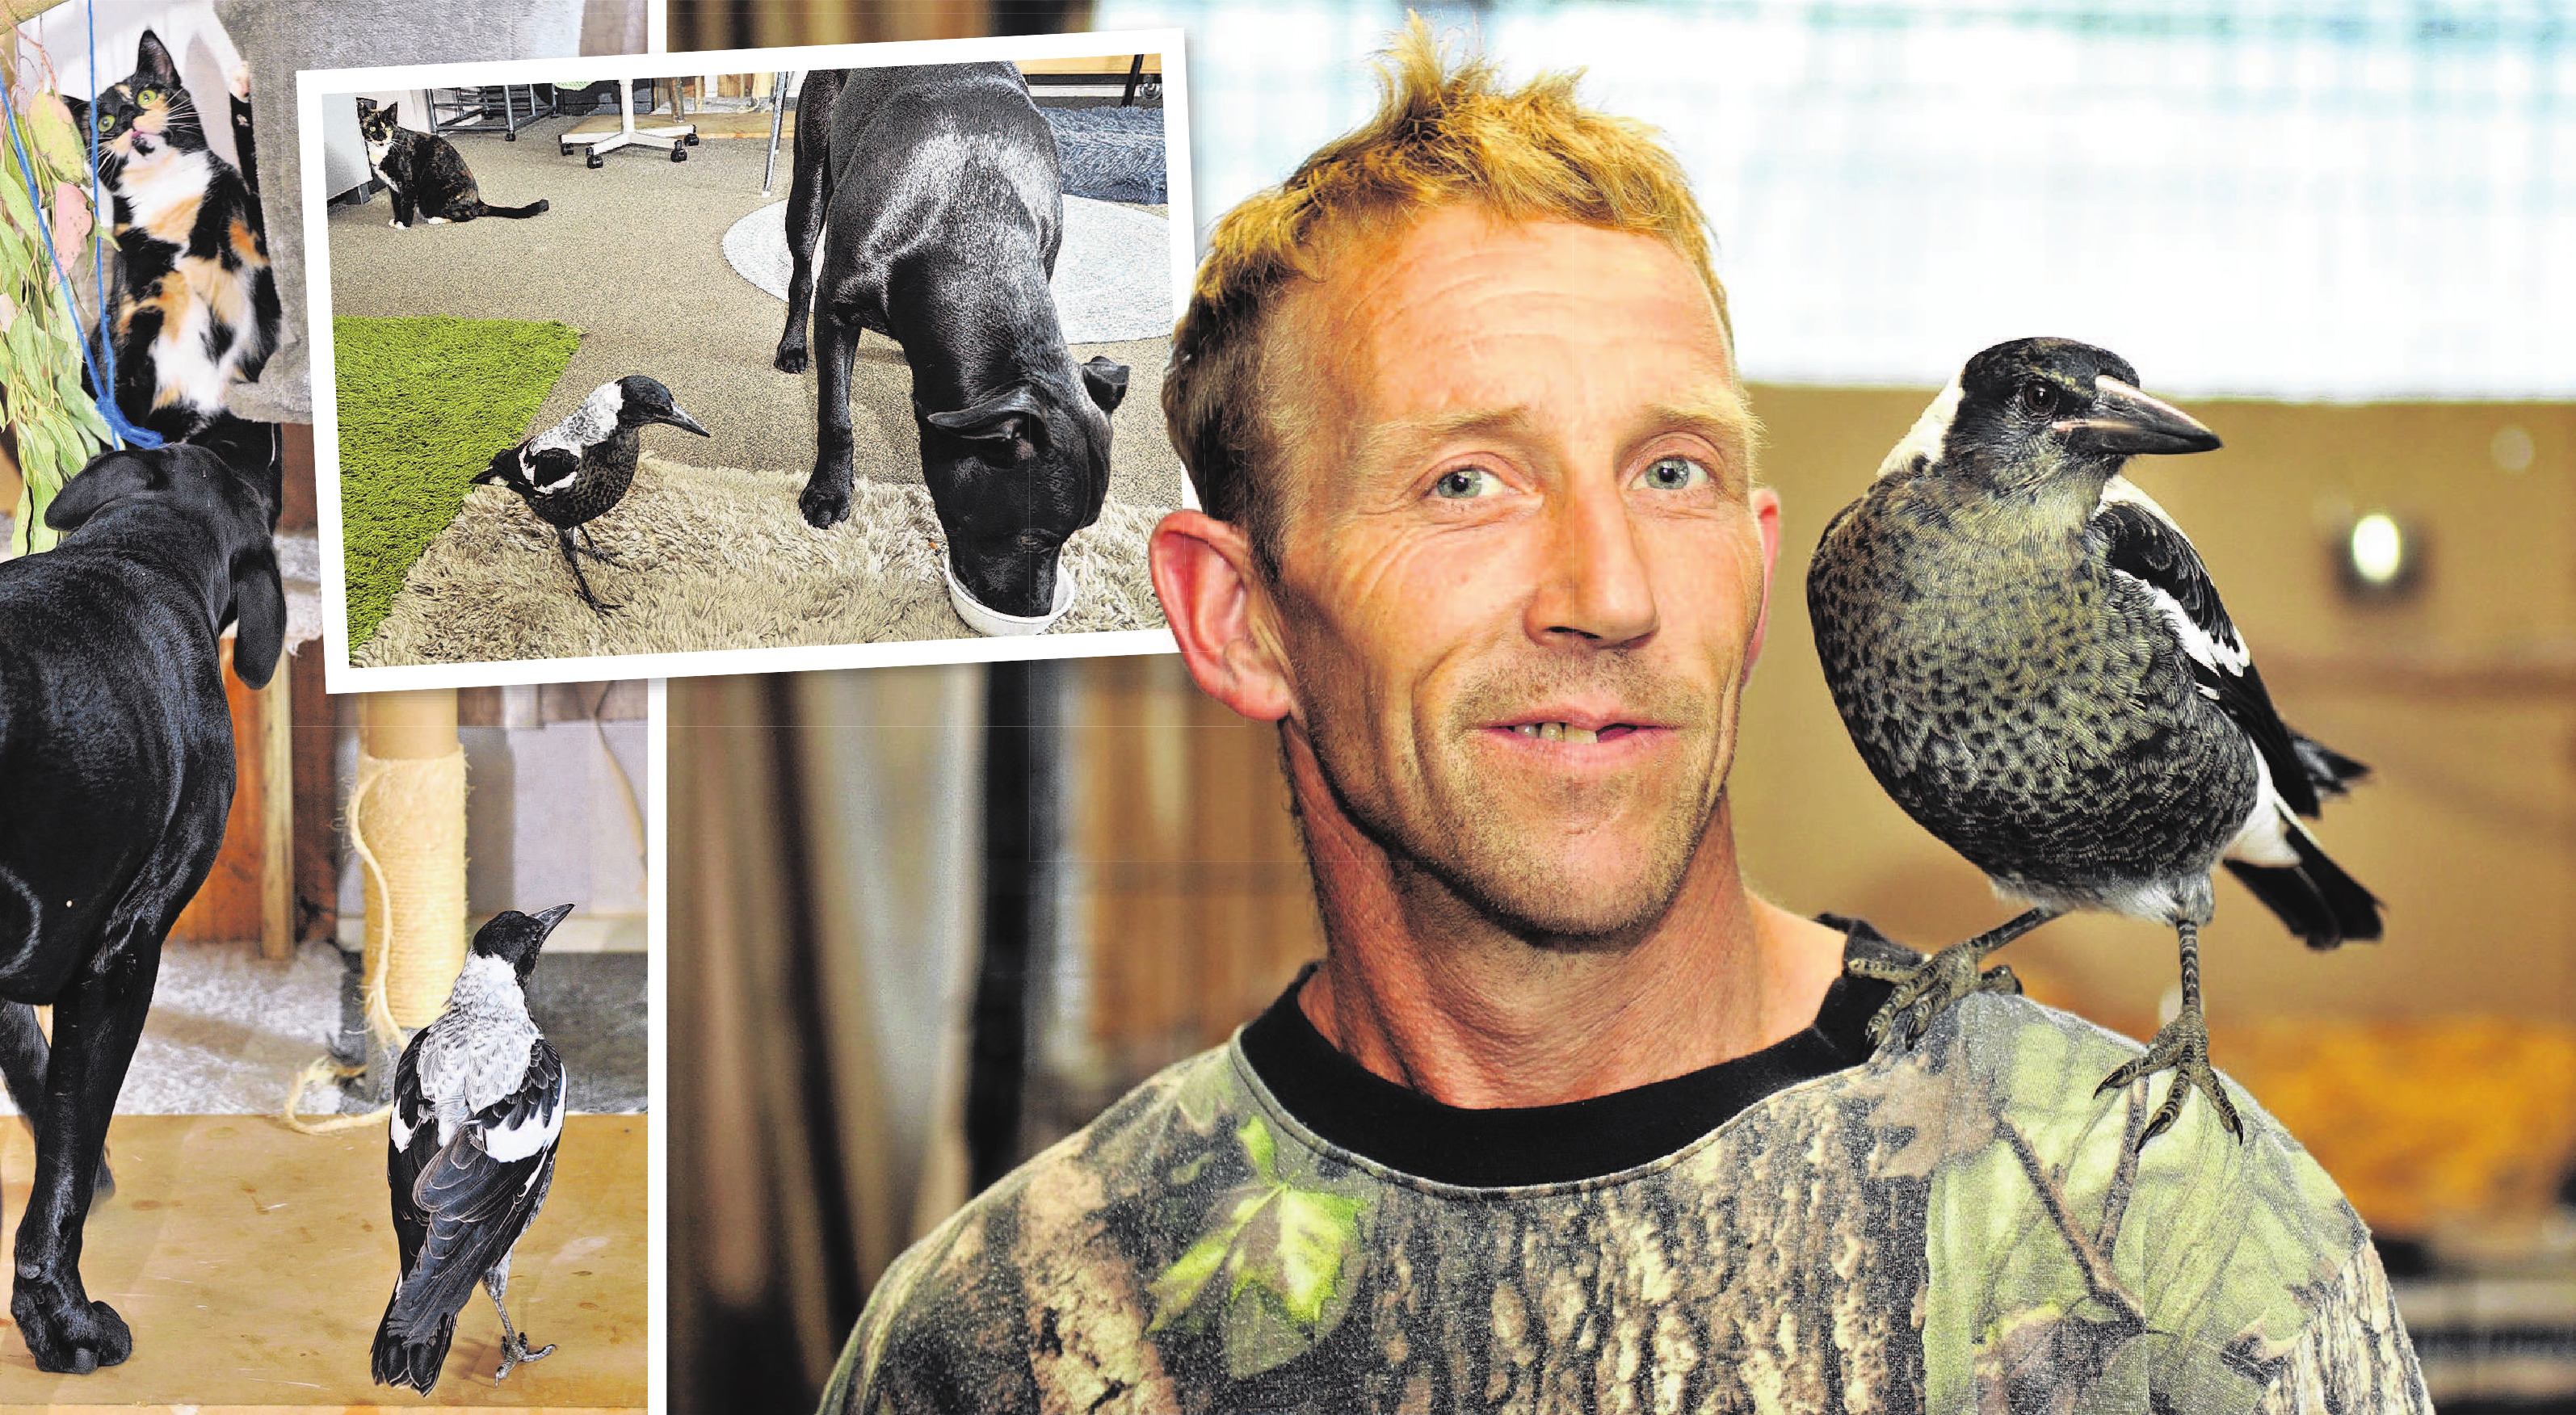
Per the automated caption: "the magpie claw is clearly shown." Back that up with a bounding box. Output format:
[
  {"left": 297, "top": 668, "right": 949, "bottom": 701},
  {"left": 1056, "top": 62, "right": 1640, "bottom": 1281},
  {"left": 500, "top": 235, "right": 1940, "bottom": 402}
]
[
  {"left": 1855, "top": 944, "right": 2023, "bottom": 1050},
  {"left": 2097, "top": 1010, "right": 2244, "bottom": 1149}
]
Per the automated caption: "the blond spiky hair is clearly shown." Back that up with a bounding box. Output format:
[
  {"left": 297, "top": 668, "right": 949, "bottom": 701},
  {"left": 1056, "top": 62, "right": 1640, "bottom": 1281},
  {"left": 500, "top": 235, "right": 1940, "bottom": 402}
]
[{"left": 1161, "top": 17, "right": 1733, "bottom": 574}]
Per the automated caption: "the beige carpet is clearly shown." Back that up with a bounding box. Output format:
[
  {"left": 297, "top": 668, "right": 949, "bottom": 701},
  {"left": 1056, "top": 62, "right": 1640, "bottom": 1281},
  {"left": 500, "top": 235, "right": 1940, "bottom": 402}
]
[{"left": 355, "top": 453, "right": 1171, "bottom": 665}]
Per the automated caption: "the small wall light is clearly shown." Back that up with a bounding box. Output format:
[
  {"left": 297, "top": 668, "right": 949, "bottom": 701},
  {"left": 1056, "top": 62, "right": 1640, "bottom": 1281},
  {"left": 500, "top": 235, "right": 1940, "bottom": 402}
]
[{"left": 2338, "top": 509, "right": 2424, "bottom": 600}]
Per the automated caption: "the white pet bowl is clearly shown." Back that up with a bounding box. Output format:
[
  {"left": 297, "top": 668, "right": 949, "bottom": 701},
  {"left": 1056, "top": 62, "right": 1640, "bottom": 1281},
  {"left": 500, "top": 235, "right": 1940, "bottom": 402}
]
[{"left": 945, "top": 553, "right": 1077, "bottom": 636}]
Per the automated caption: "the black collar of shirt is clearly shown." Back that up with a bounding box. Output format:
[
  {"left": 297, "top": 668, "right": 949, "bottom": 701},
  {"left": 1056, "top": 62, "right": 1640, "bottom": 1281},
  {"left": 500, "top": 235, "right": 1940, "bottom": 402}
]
[{"left": 1238, "top": 916, "right": 1909, "bottom": 1186}]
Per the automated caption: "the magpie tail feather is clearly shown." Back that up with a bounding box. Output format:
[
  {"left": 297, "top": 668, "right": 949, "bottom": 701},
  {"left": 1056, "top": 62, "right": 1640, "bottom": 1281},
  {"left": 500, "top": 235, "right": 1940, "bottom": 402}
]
[
  {"left": 371, "top": 1291, "right": 457, "bottom": 1392},
  {"left": 2290, "top": 731, "right": 2369, "bottom": 806},
  {"left": 2224, "top": 821, "right": 2381, "bottom": 951}
]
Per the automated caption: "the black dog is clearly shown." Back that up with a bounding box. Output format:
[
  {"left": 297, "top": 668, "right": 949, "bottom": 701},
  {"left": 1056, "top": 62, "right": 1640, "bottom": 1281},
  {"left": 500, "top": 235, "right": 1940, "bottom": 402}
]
[
  {"left": 0, "top": 443, "right": 284, "bottom": 1372},
  {"left": 775, "top": 65, "right": 1131, "bottom": 619}
]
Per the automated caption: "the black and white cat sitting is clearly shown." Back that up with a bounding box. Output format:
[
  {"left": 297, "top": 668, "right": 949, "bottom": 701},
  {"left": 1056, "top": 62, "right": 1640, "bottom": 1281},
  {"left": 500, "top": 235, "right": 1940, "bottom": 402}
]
[
  {"left": 357, "top": 100, "right": 549, "bottom": 228},
  {"left": 65, "top": 29, "right": 280, "bottom": 443}
]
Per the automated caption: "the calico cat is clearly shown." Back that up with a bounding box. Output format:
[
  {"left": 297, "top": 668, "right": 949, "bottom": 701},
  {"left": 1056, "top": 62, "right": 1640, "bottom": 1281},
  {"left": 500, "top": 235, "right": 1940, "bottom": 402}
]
[
  {"left": 65, "top": 29, "right": 280, "bottom": 443},
  {"left": 357, "top": 101, "right": 549, "bottom": 227}
]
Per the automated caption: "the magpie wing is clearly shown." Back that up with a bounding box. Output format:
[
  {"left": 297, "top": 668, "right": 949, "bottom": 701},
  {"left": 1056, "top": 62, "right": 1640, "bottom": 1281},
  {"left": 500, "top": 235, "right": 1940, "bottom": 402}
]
[
  {"left": 384, "top": 1040, "right": 565, "bottom": 1339},
  {"left": 2092, "top": 485, "right": 2322, "bottom": 817},
  {"left": 385, "top": 1032, "right": 435, "bottom": 1274}
]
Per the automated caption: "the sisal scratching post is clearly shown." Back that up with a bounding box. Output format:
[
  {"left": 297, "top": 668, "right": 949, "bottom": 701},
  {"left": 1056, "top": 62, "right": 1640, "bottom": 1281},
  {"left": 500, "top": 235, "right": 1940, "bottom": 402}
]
[{"left": 283, "top": 689, "right": 468, "bottom": 1133}]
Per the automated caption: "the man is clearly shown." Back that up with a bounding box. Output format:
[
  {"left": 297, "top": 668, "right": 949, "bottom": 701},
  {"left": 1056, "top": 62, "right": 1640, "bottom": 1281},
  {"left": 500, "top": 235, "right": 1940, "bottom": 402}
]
[{"left": 822, "top": 29, "right": 2426, "bottom": 1413}]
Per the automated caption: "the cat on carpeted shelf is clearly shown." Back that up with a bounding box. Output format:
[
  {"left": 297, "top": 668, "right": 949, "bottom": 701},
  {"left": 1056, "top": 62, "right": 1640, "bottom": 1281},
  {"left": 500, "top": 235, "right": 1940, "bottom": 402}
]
[{"left": 357, "top": 99, "right": 549, "bottom": 229}]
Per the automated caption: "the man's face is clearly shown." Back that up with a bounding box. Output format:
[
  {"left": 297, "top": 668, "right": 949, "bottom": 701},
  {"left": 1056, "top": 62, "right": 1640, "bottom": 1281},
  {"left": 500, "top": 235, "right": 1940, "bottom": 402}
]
[{"left": 1262, "top": 206, "right": 1780, "bottom": 942}]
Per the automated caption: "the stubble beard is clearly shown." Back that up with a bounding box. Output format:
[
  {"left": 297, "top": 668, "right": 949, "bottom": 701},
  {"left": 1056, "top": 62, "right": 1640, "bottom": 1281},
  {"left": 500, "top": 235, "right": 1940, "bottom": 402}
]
[{"left": 1298, "top": 660, "right": 1738, "bottom": 950}]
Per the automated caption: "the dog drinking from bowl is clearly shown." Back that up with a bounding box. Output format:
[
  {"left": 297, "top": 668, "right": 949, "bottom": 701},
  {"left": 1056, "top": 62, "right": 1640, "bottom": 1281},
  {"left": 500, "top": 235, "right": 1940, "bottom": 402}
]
[
  {"left": 0, "top": 442, "right": 284, "bottom": 1371},
  {"left": 775, "top": 64, "right": 1131, "bottom": 631}
]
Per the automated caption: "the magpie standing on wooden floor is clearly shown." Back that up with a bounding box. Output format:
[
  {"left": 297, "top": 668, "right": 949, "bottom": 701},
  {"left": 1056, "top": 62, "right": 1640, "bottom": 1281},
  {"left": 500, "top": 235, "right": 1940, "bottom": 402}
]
[
  {"left": 473, "top": 376, "right": 710, "bottom": 615},
  {"left": 1806, "top": 337, "right": 2381, "bottom": 1148},
  {"left": 374, "top": 905, "right": 572, "bottom": 1392}
]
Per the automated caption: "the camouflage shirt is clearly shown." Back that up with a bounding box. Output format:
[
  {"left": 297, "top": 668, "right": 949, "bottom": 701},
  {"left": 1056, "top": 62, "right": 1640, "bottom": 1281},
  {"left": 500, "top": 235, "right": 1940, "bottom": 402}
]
[{"left": 824, "top": 920, "right": 2427, "bottom": 1413}]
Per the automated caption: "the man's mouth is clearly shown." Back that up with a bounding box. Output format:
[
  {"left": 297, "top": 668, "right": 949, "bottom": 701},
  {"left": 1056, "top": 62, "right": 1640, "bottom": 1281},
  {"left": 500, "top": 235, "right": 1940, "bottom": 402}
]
[{"left": 1506, "top": 721, "right": 1646, "bottom": 745}]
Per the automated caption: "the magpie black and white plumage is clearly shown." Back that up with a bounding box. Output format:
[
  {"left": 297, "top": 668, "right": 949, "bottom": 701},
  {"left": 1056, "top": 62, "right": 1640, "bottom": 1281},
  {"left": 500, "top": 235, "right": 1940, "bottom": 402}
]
[
  {"left": 373, "top": 905, "right": 573, "bottom": 1392},
  {"left": 1806, "top": 336, "right": 2381, "bottom": 1148},
  {"left": 472, "top": 376, "right": 710, "bottom": 615}
]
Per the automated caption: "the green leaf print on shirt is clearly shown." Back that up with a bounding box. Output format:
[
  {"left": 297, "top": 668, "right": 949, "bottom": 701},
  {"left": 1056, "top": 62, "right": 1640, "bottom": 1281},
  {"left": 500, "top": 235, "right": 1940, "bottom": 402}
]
[{"left": 1147, "top": 1115, "right": 1368, "bottom": 1379}]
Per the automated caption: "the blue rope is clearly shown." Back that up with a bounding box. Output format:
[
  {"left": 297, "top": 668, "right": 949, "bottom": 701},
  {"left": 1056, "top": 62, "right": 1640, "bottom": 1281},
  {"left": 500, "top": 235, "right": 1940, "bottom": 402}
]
[{"left": 0, "top": 9, "right": 161, "bottom": 451}]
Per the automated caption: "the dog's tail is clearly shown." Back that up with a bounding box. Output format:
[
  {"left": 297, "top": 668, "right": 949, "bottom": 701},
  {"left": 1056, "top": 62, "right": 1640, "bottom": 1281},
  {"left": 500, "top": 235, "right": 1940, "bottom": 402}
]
[
  {"left": 370, "top": 1287, "right": 457, "bottom": 1393},
  {"left": 473, "top": 197, "right": 549, "bottom": 220}
]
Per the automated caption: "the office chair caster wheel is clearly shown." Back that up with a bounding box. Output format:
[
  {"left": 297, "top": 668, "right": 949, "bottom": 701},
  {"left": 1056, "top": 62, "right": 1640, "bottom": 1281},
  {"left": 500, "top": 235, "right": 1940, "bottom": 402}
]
[
  {"left": 684, "top": 132, "right": 700, "bottom": 146},
  {"left": 670, "top": 145, "right": 686, "bottom": 162},
  {"left": 505, "top": 131, "right": 517, "bottom": 141},
  {"left": 586, "top": 152, "right": 603, "bottom": 169},
  {"left": 560, "top": 143, "right": 574, "bottom": 157}
]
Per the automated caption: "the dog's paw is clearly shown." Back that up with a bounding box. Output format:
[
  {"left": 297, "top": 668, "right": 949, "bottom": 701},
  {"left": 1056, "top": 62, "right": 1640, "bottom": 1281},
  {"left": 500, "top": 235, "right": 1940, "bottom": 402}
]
[
  {"left": 11, "top": 1288, "right": 132, "bottom": 1374},
  {"left": 773, "top": 343, "right": 809, "bottom": 376},
  {"left": 799, "top": 477, "right": 853, "bottom": 529}
]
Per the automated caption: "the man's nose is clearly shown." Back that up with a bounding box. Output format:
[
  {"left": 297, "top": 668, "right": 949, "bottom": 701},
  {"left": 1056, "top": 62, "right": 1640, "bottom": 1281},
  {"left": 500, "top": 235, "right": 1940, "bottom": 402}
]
[{"left": 1527, "top": 476, "right": 1658, "bottom": 648}]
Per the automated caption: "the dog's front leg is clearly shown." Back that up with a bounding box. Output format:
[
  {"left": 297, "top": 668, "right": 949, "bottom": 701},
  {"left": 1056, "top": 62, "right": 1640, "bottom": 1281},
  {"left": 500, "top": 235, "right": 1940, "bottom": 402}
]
[
  {"left": 10, "top": 942, "right": 157, "bottom": 1374},
  {"left": 797, "top": 304, "right": 864, "bottom": 529}
]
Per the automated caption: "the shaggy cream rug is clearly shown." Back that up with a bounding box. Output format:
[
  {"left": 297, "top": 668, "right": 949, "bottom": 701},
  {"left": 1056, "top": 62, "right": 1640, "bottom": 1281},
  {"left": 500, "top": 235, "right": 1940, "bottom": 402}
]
[{"left": 355, "top": 454, "right": 1170, "bottom": 666}]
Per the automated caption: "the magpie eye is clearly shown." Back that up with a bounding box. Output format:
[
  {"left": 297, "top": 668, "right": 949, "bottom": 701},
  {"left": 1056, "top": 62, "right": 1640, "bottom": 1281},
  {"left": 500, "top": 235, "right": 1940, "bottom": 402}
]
[{"left": 2015, "top": 380, "right": 2061, "bottom": 418}]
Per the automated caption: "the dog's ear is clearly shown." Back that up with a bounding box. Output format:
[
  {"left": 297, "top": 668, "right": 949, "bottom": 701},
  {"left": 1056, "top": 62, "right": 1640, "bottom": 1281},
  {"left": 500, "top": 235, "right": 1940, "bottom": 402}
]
[
  {"left": 1079, "top": 357, "right": 1130, "bottom": 416},
  {"left": 226, "top": 544, "right": 286, "bottom": 689},
  {"left": 926, "top": 386, "right": 1053, "bottom": 453},
  {"left": 44, "top": 450, "right": 162, "bottom": 533}
]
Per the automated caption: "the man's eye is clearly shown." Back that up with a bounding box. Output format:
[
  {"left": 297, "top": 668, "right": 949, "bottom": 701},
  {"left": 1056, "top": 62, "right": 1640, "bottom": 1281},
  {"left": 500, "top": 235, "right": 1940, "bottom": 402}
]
[
  {"left": 1431, "top": 466, "right": 1499, "bottom": 500},
  {"left": 1641, "top": 456, "right": 1708, "bottom": 491}
]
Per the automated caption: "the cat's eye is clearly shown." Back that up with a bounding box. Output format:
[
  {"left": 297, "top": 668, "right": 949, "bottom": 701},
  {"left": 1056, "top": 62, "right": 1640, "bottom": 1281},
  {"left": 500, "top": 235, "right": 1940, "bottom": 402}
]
[
  {"left": 95, "top": 113, "right": 111, "bottom": 133},
  {"left": 137, "top": 89, "right": 160, "bottom": 105}
]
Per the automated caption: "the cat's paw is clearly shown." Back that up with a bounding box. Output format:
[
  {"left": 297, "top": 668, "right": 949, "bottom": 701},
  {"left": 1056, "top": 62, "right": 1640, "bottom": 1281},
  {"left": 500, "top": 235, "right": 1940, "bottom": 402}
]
[
  {"left": 389, "top": 219, "right": 406, "bottom": 229},
  {"left": 426, "top": 216, "right": 448, "bottom": 224},
  {"left": 228, "top": 62, "right": 251, "bottom": 101}
]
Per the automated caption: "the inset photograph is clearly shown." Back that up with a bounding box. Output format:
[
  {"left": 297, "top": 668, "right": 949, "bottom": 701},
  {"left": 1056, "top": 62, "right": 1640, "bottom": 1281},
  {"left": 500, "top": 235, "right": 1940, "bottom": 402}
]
[
  {"left": 306, "top": 36, "right": 1191, "bottom": 690},
  {"left": 0, "top": 679, "right": 648, "bottom": 1407}
]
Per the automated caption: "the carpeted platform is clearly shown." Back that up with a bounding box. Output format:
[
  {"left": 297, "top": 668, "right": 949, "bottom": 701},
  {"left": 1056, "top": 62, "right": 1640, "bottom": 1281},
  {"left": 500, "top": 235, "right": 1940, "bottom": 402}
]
[
  {"left": 355, "top": 453, "right": 1171, "bottom": 666},
  {"left": 334, "top": 316, "right": 583, "bottom": 648},
  {"left": 721, "top": 195, "right": 1174, "bottom": 344}
]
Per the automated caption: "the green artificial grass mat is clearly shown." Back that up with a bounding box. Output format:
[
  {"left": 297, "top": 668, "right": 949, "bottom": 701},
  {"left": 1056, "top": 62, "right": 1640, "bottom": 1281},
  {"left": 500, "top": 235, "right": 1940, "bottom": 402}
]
[{"left": 334, "top": 315, "right": 582, "bottom": 647}]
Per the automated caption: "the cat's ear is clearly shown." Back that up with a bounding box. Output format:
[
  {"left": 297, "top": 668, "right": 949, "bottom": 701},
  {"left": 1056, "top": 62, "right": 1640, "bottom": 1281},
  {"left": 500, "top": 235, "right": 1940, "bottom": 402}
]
[
  {"left": 136, "top": 29, "right": 179, "bottom": 87},
  {"left": 355, "top": 96, "right": 376, "bottom": 116},
  {"left": 63, "top": 94, "right": 87, "bottom": 135},
  {"left": 384, "top": 101, "right": 401, "bottom": 125}
]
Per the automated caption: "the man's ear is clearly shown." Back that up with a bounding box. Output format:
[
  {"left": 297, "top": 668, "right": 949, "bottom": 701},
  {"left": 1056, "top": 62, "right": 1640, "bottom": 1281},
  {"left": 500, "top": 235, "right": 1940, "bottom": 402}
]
[
  {"left": 1149, "top": 510, "right": 1295, "bottom": 723},
  {"left": 1745, "top": 485, "right": 1784, "bottom": 668}
]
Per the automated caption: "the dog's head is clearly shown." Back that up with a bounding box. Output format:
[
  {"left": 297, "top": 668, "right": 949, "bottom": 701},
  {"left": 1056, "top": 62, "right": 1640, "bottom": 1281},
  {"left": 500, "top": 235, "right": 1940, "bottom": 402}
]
[
  {"left": 918, "top": 355, "right": 1129, "bottom": 619},
  {"left": 45, "top": 444, "right": 288, "bottom": 687}
]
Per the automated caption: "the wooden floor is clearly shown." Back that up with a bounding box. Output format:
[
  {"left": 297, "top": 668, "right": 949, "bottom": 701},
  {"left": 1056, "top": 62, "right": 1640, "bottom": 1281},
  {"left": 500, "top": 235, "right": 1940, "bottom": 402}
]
[{"left": 0, "top": 1115, "right": 645, "bottom": 1412}]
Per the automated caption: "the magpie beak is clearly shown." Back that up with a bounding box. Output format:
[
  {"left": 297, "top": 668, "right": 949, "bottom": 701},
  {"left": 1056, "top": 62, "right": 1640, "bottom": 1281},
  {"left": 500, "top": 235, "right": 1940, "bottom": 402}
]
[
  {"left": 2053, "top": 376, "right": 2223, "bottom": 457},
  {"left": 653, "top": 407, "right": 711, "bottom": 438},
  {"left": 531, "top": 902, "right": 575, "bottom": 932}
]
